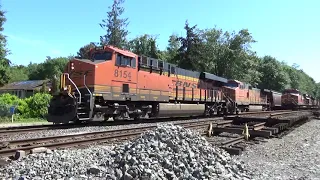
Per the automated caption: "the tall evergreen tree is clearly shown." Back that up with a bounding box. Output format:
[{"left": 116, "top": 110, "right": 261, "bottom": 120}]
[
  {"left": 127, "top": 34, "right": 160, "bottom": 58},
  {"left": 176, "top": 21, "right": 203, "bottom": 71},
  {"left": 99, "top": 0, "right": 129, "bottom": 49},
  {"left": 76, "top": 43, "right": 96, "bottom": 59},
  {"left": 166, "top": 33, "right": 180, "bottom": 64},
  {"left": 0, "top": 4, "right": 10, "bottom": 86}
]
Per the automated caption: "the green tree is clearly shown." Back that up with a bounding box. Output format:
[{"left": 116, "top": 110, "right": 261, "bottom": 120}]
[
  {"left": 7, "top": 65, "right": 29, "bottom": 83},
  {"left": 176, "top": 21, "right": 203, "bottom": 71},
  {"left": 28, "top": 57, "right": 68, "bottom": 80},
  {"left": 99, "top": 0, "right": 129, "bottom": 48},
  {"left": 258, "top": 56, "right": 289, "bottom": 91},
  {"left": 281, "top": 62, "right": 318, "bottom": 96},
  {"left": 0, "top": 5, "right": 10, "bottom": 86},
  {"left": 128, "top": 34, "right": 161, "bottom": 58},
  {"left": 166, "top": 33, "right": 180, "bottom": 64},
  {"left": 76, "top": 43, "right": 96, "bottom": 59},
  {"left": 240, "top": 55, "right": 261, "bottom": 86},
  {"left": 199, "top": 28, "right": 224, "bottom": 75},
  {"left": 219, "top": 29, "right": 257, "bottom": 80},
  {"left": 316, "top": 83, "right": 320, "bottom": 99},
  {"left": 182, "top": 26, "right": 260, "bottom": 85}
]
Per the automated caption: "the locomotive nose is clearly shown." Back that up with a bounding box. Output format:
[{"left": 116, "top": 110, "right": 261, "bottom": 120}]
[{"left": 47, "top": 94, "right": 77, "bottom": 124}]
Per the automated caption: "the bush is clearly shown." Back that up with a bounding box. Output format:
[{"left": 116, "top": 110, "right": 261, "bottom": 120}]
[
  {"left": 0, "top": 93, "right": 52, "bottom": 119},
  {"left": 0, "top": 93, "right": 25, "bottom": 117},
  {"left": 23, "top": 93, "right": 52, "bottom": 118}
]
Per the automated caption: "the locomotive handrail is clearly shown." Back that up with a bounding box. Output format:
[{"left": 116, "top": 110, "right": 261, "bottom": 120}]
[
  {"left": 222, "top": 91, "right": 236, "bottom": 111},
  {"left": 84, "top": 74, "right": 93, "bottom": 118},
  {"left": 63, "top": 73, "right": 82, "bottom": 104},
  {"left": 290, "top": 97, "right": 298, "bottom": 105}
]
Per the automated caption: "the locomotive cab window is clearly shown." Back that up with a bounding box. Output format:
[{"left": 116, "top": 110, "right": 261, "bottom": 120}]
[
  {"left": 158, "top": 60, "right": 164, "bottom": 69},
  {"left": 170, "top": 66, "right": 175, "bottom": 74},
  {"left": 225, "top": 82, "right": 238, "bottom": 88},
  {"left": 92, "top": 51, "right": 112, "bottom": 61},
  {"left": 116, "top": 54, "right": 136, "bottom": 68},
  {"left": 141, "top": 56, "right": 148, "bottom": 65}
]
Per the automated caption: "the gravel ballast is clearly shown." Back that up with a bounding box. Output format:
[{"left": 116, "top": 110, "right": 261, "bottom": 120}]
[
  {"left": 237, "top": 119, "right": 320, "bottom": 180},
  {"left": 0, "top": 124, "right": 250, "bottom": 179}
]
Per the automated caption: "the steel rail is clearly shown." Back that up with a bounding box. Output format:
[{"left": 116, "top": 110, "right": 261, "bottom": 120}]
[
  {"left": 0, "top": 110, "right": 299, "bottom": 136},
  {"left": 0, "top": 118, "right": 230, "bottom": 157}
]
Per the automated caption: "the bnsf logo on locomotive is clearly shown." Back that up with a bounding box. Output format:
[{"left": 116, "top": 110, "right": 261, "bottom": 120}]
[{"left": 172, "top": 80, "right": 197, "bottom": 88}]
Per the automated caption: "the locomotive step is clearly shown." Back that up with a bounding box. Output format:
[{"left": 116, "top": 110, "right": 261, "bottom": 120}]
[
  {"left": 77, "top": 113, "right": 90, "bottom": 120},
  {"left": 79, "top": 118, "right": 91, "bottom": 121},
  {"left": 77, "top": 112, "right": 87, "bottom": 115}
]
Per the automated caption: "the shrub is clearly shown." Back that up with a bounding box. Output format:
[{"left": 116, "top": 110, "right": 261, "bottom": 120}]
[
  {"left": 23, "top": 93, "right": 52, "bottom": 118},
  {"left": 0, "top": 93, "right": 52, "bottom": 119},
  {"left": 0, "top": 93, "right": 25, "bottom": 116}
]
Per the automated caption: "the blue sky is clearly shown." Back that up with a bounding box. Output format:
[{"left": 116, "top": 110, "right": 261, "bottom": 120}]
[{"left": 2, "top": 0, "right": 319, "bottom": 82}]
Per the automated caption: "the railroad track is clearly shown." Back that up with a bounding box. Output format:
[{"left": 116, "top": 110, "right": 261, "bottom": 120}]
[
  {"left": 0, "top": 117, "right": 231, "bottom": 158},
  {"left": 0, "top": 110, "right": 298, "bottom": 136},
  {"left": 217, "top": 110, "right": 315, "bottom": 155},
  {"left": 1, "top": 110, "right": 316, "bottom": 158}
]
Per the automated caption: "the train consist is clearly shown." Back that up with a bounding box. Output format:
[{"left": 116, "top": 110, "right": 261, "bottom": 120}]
[{"left": 47, "top": 45, "right": 319, "bottom": 124}]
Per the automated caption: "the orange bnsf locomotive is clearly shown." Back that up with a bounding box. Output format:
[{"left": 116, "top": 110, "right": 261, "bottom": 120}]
[
  {"left": 47, "top": 45, "right": 318, "bottom": 124},
  {"left": 47, "top": 46, "right": 267, "bottom": 124},
  {"left": 48, "top": 46, "right": 236, "bottom": 124},
  {"left": 281, "top": 89, "right": 319, "bottom": 109}
]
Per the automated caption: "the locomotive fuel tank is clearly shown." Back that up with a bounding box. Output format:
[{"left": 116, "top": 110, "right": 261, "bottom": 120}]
[
  {"left": 157, "top": 103, "right": 206, "bottom": 117},
  {"left": 248, "top": 105, "right": 263, "bottom": 111}
]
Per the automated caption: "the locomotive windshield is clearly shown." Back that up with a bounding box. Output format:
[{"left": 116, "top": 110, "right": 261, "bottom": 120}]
[
  {"left": 116, "top": 54, "right": 136, "bottom": 68},
  {"left": 225, "top": 82, "right": 238, "bottom": 88},
  {"left": 283, "top": 89, "right": 300, "bottom": 94},
  {"left": 92, "top": 51, "right": 112, "bottom": 61}
]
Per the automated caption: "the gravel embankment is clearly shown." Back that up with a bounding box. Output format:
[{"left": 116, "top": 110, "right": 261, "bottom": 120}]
[
  {"left": 0, "top": 124, "right": 251, "bottom": 179},
  {"left": 0, "top": 118, "right": 219, "bottom": 141},
  {"left": 236, "top": 119, "right": 320, "bottom": 180}
]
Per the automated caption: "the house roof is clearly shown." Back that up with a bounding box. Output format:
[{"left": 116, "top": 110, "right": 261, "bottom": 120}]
[{"left": 0, "top": 80, "right": 50, "bottom": 90}]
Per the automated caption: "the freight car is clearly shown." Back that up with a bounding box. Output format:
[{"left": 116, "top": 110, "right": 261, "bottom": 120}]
[
  {"left": 261, "top": 89, "right": 282, "bottom": 110},
  {"left": 47, "top": 46, "right": 238, "bottom": 124}
]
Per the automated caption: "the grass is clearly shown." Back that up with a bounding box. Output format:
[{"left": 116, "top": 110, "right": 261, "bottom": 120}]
[{"left": 0, "top": 116, "right": 46, "bottom": 124}]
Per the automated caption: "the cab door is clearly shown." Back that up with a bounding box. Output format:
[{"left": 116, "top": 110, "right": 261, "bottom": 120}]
[{"left": 111, "top": 53, "right": 138, "bottom": 101}]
